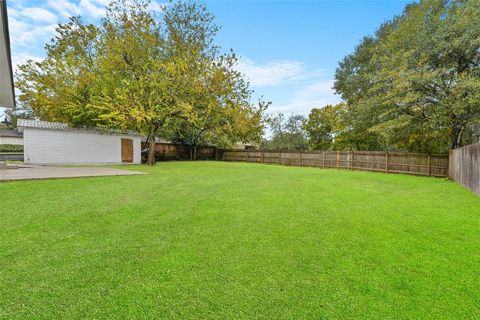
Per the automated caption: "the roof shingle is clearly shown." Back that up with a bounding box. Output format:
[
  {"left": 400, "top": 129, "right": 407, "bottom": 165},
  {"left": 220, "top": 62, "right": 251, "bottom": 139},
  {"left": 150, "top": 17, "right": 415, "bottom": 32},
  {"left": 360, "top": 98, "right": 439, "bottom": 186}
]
[{"left": 17, "top": 119, "right": 141, "bottom": 137}]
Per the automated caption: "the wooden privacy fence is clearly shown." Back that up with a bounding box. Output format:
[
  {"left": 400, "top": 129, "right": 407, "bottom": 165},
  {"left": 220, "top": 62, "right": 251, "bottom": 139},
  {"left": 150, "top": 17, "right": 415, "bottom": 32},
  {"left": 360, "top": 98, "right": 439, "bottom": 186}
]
[
  {"left": 221, "top": 150, "right": 449, "bottom": 177},
  {"left": 449, "top": 143, "right": 480, "bottom": 195}
]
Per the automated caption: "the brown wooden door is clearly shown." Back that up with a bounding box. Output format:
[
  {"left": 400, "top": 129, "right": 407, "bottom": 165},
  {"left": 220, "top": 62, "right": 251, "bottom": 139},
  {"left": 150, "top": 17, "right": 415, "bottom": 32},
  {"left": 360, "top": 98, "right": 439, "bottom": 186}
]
[{"left": 121, "top": 138, "right": 134, "bottom": 163}]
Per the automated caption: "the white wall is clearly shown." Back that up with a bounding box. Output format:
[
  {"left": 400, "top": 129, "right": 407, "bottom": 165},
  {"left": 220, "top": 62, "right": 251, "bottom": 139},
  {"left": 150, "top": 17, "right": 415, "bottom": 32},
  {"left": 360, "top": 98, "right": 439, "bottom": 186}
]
[
  {"left": 24, "top": 128, "right": 141, "bottom": 165},
  {"left": 0, "top": 136, "right": 23, "bottom": 145}
]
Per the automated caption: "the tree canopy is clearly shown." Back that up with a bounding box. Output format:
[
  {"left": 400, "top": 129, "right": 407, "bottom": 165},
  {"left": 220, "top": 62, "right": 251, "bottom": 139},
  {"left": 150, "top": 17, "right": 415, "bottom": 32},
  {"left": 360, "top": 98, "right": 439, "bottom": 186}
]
[
  {"left": 16, "top": 0, "right": 267, "bottom": 163},
  {"left": 262, "top": 113, "right": 308, "bottom": 151},
  {"left": 334, "top": 0, "right": 480, "bottom": 153},
  {"left": 305, "top": 104, "right": 344, "bottom": 150}
]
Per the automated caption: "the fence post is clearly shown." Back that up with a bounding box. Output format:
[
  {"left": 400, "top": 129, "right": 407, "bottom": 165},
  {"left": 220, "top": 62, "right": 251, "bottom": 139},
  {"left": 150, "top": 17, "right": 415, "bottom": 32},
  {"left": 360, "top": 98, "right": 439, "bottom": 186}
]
[
  {"left": 298, "top": 151, "right": 302, "bottom": 166},
  {"left": 448, "top": 150, "right": 452, "bottom": 179},
  {"left": 279, "top": 150, "right": 282, "bottom": 165},
  {"left": 350, "top": 151, "right": 354, "bottom": 170},
  {"left": 322, "top": 151, "right": 325, "bottom": 168},
  {"left": 427, "top": 154, "right": 431, "bottom": 176},
  {"left": 247, "top": 151, "right": 249, "bottom": 163},
  {"left": 336, "top": 150, "right": 340, "bottom": 168},
  {"left": 261, "top": 150, "right": 265, "bottom": 163},
  {"left": 385, "top": 152, "right": 389, "bottom": 173},
  {"left": 234, "top": 149, "right": 236, "bottom": 162}
]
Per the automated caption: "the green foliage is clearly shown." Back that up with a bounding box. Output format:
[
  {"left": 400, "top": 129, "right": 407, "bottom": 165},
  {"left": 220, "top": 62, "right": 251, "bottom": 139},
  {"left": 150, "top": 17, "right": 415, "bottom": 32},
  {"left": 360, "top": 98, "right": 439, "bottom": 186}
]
[
  {"left": 15, "top": 0, "right": 267, "bottom": 164},
  {"left": 160, "top": 3, "right": 269, "bottom": 158},
  {"left": 334, "top": 0, "right": 480, "bottom": 152},
  {"left": 262, "top": 113, "right": 308, "bottom": 150},
  {"left": 0, "top": 144, "right": 23, "bottom": 152},
  {"left": 305, "top": 103, "right": 345, "bottom": 150},
  {"left": 16, "top": 17, "right": 102, "bottom": 126}
]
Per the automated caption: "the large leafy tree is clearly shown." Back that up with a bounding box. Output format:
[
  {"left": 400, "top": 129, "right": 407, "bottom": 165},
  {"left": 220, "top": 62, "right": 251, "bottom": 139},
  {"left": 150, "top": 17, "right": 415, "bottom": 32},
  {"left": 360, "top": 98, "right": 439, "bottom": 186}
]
[
  {"left": 166, "top": 56, "right": 269, "bottom": 159},
  {"left": 161, "top": 3, "right": 268, "bottom": 159},
  {"left": 305, "top": 104, "right": 344, "bottom": 150},
  {"left": 262, "top": 113, "right": 308, "bottom": 151},
  {"left": 89, "top": 0, "right": 183, "bottom": 164},
  {"left": 333, "top": 35, "right": 388, "bottom": 151},
  {"left": 335, "top": 0, "right": 480, "bottom": 153},
  {"left": 16, "top": 0, "right": 266, "bottom": 164}
]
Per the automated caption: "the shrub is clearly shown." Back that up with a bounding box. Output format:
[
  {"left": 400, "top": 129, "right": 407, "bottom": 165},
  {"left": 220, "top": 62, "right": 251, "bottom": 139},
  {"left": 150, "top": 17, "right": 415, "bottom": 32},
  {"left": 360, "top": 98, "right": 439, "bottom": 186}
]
[{"left": 0, "top": 144, "right": 23, "bottom": 152}]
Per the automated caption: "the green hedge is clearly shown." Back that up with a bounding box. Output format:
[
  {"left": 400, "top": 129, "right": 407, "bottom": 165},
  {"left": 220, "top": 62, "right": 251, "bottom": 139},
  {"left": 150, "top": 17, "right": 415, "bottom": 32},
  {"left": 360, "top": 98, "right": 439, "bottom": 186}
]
[{"left": 0, "top": 144, "right": 23, "bottom": 152}]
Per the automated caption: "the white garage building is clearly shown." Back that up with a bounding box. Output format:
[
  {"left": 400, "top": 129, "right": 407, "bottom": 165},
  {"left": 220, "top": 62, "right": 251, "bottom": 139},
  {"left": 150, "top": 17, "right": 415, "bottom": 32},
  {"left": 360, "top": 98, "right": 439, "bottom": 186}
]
[{"left": 18, "top": 119, "right": 142, "bottom": 165}]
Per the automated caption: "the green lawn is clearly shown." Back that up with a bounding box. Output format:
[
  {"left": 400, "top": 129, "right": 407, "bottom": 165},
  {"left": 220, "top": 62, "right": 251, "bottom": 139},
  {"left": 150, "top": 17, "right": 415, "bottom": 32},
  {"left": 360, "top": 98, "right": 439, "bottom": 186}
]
[{"left": 1, "top": 162, "right": 479, "bottom": 319}]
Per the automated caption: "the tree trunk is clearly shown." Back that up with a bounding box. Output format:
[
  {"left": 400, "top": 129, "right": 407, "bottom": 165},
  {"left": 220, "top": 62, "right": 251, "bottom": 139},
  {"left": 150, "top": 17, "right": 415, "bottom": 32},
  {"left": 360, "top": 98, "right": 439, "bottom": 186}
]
[
  {"left": 450, "top": 125, "right": 465, "bottom": 150},
  {"left": 193, "top": 144, "right": 197, "bottom": 161},
  {"left": 146, "top": 125, "right": 157, "bottom": 165}
]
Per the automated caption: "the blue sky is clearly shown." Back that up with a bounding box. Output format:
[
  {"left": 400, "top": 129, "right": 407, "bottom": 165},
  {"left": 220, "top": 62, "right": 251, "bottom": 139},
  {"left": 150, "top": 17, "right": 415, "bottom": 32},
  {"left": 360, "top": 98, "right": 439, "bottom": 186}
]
[{"left": 3, "top": 0, "right": 411, "bottom": 118}]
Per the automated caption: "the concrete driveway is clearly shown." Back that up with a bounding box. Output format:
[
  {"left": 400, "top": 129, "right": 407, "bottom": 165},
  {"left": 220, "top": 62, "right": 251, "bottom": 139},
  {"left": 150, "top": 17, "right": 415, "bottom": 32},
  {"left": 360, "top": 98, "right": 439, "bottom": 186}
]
[{"left": 0, "top": 165, "right": 146, "bottom": 181}]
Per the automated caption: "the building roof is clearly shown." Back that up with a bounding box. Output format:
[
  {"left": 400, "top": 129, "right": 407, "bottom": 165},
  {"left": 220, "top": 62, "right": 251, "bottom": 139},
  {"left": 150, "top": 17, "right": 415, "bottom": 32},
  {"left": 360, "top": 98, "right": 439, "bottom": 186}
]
[
  {"left": 0, "top": 0, "right": 15, "bottom": 108},
  {"left": 0, "top": 128, "right": 22, "bottom": 137},
  {"left": 17, "top": 119, "right": 141, "bottom": 137}
]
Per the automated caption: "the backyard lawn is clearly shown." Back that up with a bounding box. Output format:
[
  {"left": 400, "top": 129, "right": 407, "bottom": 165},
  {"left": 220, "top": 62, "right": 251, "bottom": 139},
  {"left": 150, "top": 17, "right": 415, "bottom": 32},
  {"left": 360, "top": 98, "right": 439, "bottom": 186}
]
[{"left": 1, "top": 161, "right": 479, "bottom": 319}]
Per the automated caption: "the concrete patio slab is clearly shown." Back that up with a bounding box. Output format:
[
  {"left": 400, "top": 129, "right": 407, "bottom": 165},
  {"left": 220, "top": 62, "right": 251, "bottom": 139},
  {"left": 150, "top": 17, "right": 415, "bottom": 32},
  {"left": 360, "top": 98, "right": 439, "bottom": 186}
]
[{"left": 0, "top": 165, "right": 146, "bottom": 181}]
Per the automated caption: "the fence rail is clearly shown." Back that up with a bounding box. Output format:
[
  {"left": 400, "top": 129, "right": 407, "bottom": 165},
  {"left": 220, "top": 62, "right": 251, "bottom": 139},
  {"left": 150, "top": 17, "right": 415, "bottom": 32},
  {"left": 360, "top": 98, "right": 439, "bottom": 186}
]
[
  {"left": 449, "top": 143, "right": 480, "bottom": 195},
  {"left": 221, "top": 150, "right": 449, "bottom": 177}
]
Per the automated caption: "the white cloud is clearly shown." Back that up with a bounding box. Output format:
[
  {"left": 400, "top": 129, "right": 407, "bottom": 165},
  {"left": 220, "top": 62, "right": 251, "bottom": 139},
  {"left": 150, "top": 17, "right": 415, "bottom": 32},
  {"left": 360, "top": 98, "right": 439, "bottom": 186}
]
[
  {"left": 270, "top": 80, "right": 341, "bottom": 115},
  {"left": 149, "top": 1, "right": 167, "bottom": 12},
  {"left": 8, "top": 0, "right": 169, "bottom": 69},
  {"left": 21, "top": 7, "right": 58, "bottom": 23},
  {"left": 49, "top": 0, "right": 108, "bottom": 19},
  {"left": 9, "top": 0, "right": 107, "bottom": 54},
  {"left": 12, "top": 53, "right": 44, "bottom": 73},
  {"left": 9, "top": 12, "right": 57, "bottom": 49},
  {"left": 237, "top": 57, "right": 324, "bottom": 87},
  {"left": 236, "top": 57, "right": 339, "bottom": 115},
  {"left": 79, "top": 0, "right": 106, "bottom": 19},
  {"left": 47, "top": 0, "right": 82, "bottom": 18},
  {"left": 8, "top": 7, "right": 20, "bottom": 18}
]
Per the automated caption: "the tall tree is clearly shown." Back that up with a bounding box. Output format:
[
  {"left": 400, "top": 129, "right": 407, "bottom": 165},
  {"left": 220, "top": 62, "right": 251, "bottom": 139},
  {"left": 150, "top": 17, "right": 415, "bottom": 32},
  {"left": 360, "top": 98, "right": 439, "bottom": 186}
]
[
  {"left": 262, "top": 113, "right": 308, "bottom": 151},
  {"left": 335, "top": 0, "right": 480, "bottom": 152},
  {"left": 162, "top": 3, "right": 268, "bottom": 159},
  {"left": 166, "top": 54, "right": 269, "bottom": 159},
  {"left": 305, "top": 104, "right": 344, "bottom": 150},
  {"left": 88, "top": 0, "right": 178, "bottom": 165}
]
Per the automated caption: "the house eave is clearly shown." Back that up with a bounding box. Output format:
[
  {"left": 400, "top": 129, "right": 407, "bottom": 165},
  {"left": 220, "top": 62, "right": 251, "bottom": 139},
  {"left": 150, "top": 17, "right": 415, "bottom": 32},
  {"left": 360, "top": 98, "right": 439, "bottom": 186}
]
[{"left": 0, "top": 0, "right": 15, "bottom": 109}]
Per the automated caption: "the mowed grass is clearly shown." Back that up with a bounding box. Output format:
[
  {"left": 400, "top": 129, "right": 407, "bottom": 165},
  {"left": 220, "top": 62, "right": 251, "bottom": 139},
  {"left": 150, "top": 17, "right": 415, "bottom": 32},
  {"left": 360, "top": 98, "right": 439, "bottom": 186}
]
[{"left": 1, "top": 162, "right": 479, "bottom": 319}]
